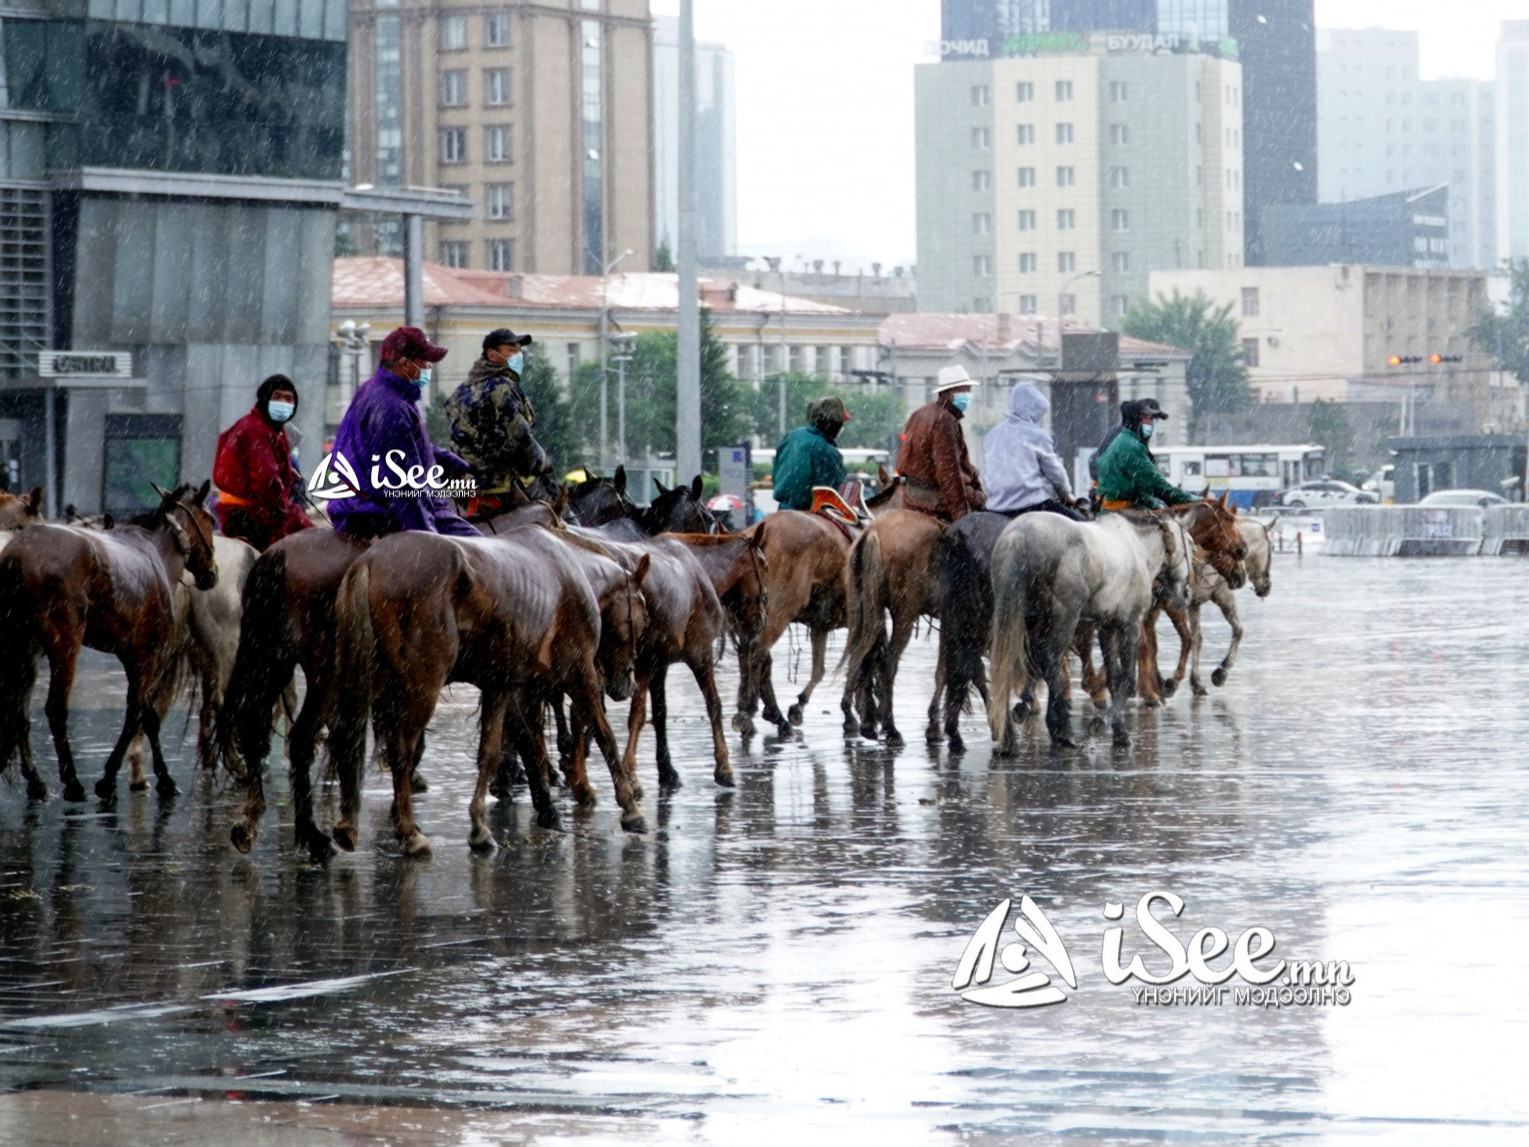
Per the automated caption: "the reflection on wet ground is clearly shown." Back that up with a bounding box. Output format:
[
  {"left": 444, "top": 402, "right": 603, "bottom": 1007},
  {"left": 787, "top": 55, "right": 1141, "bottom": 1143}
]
[{"left": 1, "top": 554, "right": 1527, "bottom": 1142}]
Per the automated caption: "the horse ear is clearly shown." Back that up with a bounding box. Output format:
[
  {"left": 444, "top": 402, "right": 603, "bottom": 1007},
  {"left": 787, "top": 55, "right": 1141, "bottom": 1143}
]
[
  {"left": 691, "top": 474, "right": 704, "bottom": 501},
  {"left": 750, "top": 520, "right": 766, "bottom": 549},
  {"left": 613, "top": 465, "right": 627, "bottom": 495},
  {"left": 552, "top": 485, "right": 569, "bottom": 519},
  {"left": 150, "top": 481, "right": 172, "bottom": 501},
  {"left": 103, "top": 513, "right": 115, "bottom": 530},
  {"left": 64, "top": 503, "right": 77, "bottom": 521},
  {"left": 653, "top": 478, "right": 669, "bottom": 496},
  {"left": 24, "top": 486, "right": 42, "bottom": 516},
  {"left": 878, "top": 463, "right": 891, "bottom": 485},
  {"left": 195, "top": 479, "right": 212, "bottom": 505},
  {"left": 632, "top": 552, "right": 652, "bottom": 587}
]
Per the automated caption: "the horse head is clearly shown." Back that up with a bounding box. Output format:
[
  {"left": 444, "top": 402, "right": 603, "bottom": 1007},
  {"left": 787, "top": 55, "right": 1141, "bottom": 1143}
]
[
  {"left": 1153, "top": 516, "right": 1194, "bottom": 612},
  {"left": 641, "top": 473, "right": 717, "bottom": 536},
  {"left": 567, "top": 469, "right": 638, "bottom": 528},
  {"left": 1180, "top": 497, "right": 1246, "bottom": 590},
  {"left": 0, "top": 485, "right": 43, "bottom": 530},
  {"left": 601, "top": 552, "right": 651, "bottom": 701},
  {"left": 151, "top": 480, "right": 219, "bottom": 590}
]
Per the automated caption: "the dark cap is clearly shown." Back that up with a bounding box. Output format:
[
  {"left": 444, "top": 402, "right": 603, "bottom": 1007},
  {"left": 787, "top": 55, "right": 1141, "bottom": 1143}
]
[
  {"left": 807, "top": 396, "right": 850, "bottom": 425},
  {"left": 379, "top": 326, "right": 448, "bottom": 364},
  {"left": 483, "top": 328, "right": 534, "bottom": 352},
  {"left": 1136, "top": 397, "right": 1169, "bottom": 420}
]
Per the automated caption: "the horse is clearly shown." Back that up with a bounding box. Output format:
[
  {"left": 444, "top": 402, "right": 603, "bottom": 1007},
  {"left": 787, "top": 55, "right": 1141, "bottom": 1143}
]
[
  {"left": 988, "top": 512, "right": 1192, "bottom": 752},
  {"left": 0, "top": 486, "right": 43, "bottom": 542},
  {"left": 567, "top": 466, "right": 639, "bottom": 528},
  {"left": 642, "top": 476, "right": 719, "bottom": 535},
  {"left": 1160, "top": 516, "right": 1273, "bottom": 696},
  {"left": 927, "top": 511, "right": 1014, "bottom": 752},
  {"left": 0, "top": 483, "right": 219, "bottom": 802},
  {"left": 327, "top": 529, "right": 651, "bottom": 856}
]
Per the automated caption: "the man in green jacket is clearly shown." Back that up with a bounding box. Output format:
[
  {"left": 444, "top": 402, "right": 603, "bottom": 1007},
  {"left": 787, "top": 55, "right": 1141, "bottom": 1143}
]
[
  {"left": 1095, "top": 398, "right": 1195, "bottom": 511},
  {"left": 771, "top": 396, "right": 850, "bottom": 511}
]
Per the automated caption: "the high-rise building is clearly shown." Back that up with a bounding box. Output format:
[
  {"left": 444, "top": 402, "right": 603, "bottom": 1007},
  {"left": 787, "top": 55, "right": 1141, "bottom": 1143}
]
[
  {"left": 346, "top": 0, "right": 653, "bottom": 274},
  {"left": 938, "top": 1, "right": 1316, "bottom": 266},
  {"left": 652, "top": 15, "right": 736, "bottom": 263},
  {"left": 1499, "top": 21, "right": 1529, "bottom": 263},
  {"left": 1260, "top": 185, "right": 1450, "bottom": 269},
  {"left": 1317, "top": 27, "right": 1496, "bottom": 269},
  {"left": 917, "top": 33, "right": 1244, "bottom": 327}
]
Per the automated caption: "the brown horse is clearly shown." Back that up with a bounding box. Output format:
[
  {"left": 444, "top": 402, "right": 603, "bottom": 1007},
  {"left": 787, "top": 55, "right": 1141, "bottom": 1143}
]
[
  {"left": 327, "top": 530, "right": 651, "bottom": 855},
  {"left": 0, "top": 486, "right": 43, "bottom": 541},
  {"left": 0, "top": 483, "right": 218, "bottom": 802}
]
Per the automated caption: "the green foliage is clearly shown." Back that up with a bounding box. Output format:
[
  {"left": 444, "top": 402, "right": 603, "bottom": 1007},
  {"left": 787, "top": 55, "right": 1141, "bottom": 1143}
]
[
  {"left": 748, "top": 373, "right": 905, "bottom": 453},
  {"left": 1306, "top": 399, "right": 1354, "bottom": 473},
  {"left": 523, "top": 352, "right": 590, "bottom": 474},
  {"left": 653, "top": 241, "right": 675, "bottom": 273},
  {"left": 423, "top": 389, "right": 450, "bottom": 444},
  {"left": 1468, "top": 258, "right": 1529, "bottom": 385},
  {"left": 1123, "top": 290, "right": 1251, "bottom": 436}
]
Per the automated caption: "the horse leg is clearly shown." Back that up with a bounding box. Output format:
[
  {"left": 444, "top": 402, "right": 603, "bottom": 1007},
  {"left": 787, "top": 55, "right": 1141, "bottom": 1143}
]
[
  {"left": 788, "top": 628, "right": 828, "bottom": 726},
  {"left": 940, "top": 632, "right": 970, "bottom": 754},
  {"left": 507, "top": 696, "right": 561, "bottom": 829},
  {"left": 43, "top": 644, "right": 87, "bottom": 803},
  {"left": 732, "top": 636, "right": 759, "bottom": 737},
  {"left": 127, "top": 733, "right": 150, "bottom": 791},
  {"left": 1106, "top": 624, "right": 1139, "bottom": 748},
  {"left": 289, "top": 686, "right": 335, "bottom": 860},
  {"left": 563, "top": 694, "right": 598, "bottom": 807},
  {"left": 94, "top": 664, "right": 149, "bottom": 802},
  {"left": 573, "top": 677, "right": 648, "bottom": 833},
  {"left": 756, "top": 646, "right": 792, "bottom": 734},
  {"left": 691, "top": 655, "right": 734, "bottom": 787},
  {"left": 1, "top": 652, "right": 47, "bottom": 801},
  {"left": 468, "top": 689, "right": 511, "bottom": 852},
  {"left": 877, "top": 616, "right": 917, "bottom": 749},
  {"left": 385, "top": 704, "right": 433, "bottom": 857},
  {"left": 1165, "top": 607, "right": 1194, "bottom": 698},
  {"left": 623, "top": 673, "right": 652, "bottom": 793},
  {"left": 927, "top": 633, "right": 947, "bottom": 746},
  {"left": 1037, "top": 618, "right": 1077, "bottom": 749},
  {"left": 1137, "top": 613, "right": 1162, "bottom": 709},
  {"left": 1211, "top": 588, "right": 1244, "bottom": 688},
  {"left": 553, "top": 696, "right": 574, "bottom": 778},
  {"left": 653, "top": 664, "right": 690, "bottom": 789},
  {"left": 137, "top": 691, "right": 179, "bottom": 800},
  {"left": 1074, "top": 622, "right": 1108, "bottom": 710}
]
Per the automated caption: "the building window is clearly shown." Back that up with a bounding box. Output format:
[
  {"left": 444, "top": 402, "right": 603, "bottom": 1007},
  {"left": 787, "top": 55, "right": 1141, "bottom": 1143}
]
[
  {"left": 1056, "top": 166, "right": 1074, "bottom": 187},
  {"left": 1057, "top": 208, "right": 1075, "bottom": 230},
  {"left": 1017, "top": 166, "right": 1036, "bottom": 187},
  {"left": 1016, "top": 124, "right": 1035, "bottom": 145},
  {"left": 486, "top": 125, "right": 512, "bottom": 162},
  {"left": 1058, "top": 252, "right": 1076, "bottom": 273},
  {"left": 440, "top": 70, "right": 466, "bottom": 106},
  {"left": 488, "top": 238, "right": 513, "bottom": 271},
  {"left": 1110, "top": 123, "right": 1129, "bottom": 145},
  {"left": 567, "top": 343, "right": 582, "bottom": 379},
  {"left": 1016, "top": 81, "right": 1034, "bottom": 102},
  {"left": 971, "top": 84, "right": 990, "bottom": 107},
  {"left": 439, "top": 14, "right": 467, "bottom": 50},
  {"left": 1241, "top": 286, "right": 1259, "bottom": 317},
  {"left": 972, "top": 127, "right": 991, "bottom": 149},
  {"left": 1110, "top": 165, "right": 1129, "bottom": 188},
  {"left": 485, "top": 68, "right": 511, "bottom": 106},
  {"left": 1109, "top": 80, "right": 1128, "bottom": 102},
  {"left": 486, "top": 182, "right": 513, "bottom": 220},
  {"left": 972, "top": 212, "right": 992, "bottom": 234},
  {"left": 1055, "top": 79, "right": 1073, "bottom": 101},
  {"left": 1111, "top": 209, "right": 1129, "bottom": 231},
  {"left": 440, "top": 240, "right": 468, "bottom": 267},
  {"left": 1242, "top": 337, "right": 1260, "bottom": 367},
  {"left": 972, "top": 170, "right": 991, "bottom": 191},
  {"left": 1113, "top": 295, "right": 1130, "bottom": 318},
  {"left": 1018, "top": 209, "right": 1036, "bottom": 231},
  {"left": 1019, "top": 295, "right": 1039, "bottom": 314},
  {"left": 790, "top": 345, "right": 805, "bottom": 373},
  {"left": 839, "top": 346, "right": 856, "bottom": 375},
  {"left": 1111, "top": 251, "right": 1130, "bottom": 272},
  {"left": 973, "top": 255, "right": 993, "bottom": 276},
  {"left": 485, "top": 9, "right": 510, "bottom": 47},
  {"left": 440, "top": 127, "right": 466, "bottom": 163},
  {"left": 1056, "top": 123, "right": 1074, "bottom": 144},
  {"left": 1059, "top": 293, "right": 1076, "bottom": 315},
  {"left": 1019, "top": 252, "right": 1037, "bottom": 273}
]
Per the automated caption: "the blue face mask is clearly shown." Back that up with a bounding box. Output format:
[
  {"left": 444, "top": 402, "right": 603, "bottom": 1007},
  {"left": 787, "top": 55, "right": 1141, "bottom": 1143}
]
[
  {"left": 266, "top": 400, "right": 295, "bottom": 424},
  {"left": 507, "top": 351, "right": 525, "bottom": 375},
  {"left": 951, "top": 392, "right": 972, "bottom": 412},
  {"left": 1141, "top": 421, "right": 1155, "bottom": 440},
  {"left": 417, "top": 367, "right": 434, "bottom": 388}
]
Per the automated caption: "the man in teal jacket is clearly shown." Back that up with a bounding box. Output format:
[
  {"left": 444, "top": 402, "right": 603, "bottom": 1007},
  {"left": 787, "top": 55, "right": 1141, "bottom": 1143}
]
[
  {"left": 1094, "top": 398, "right": 1195, "bottom": 511},
  {"left": 771, "top": 396, "right": 849, "bottom": 511}
]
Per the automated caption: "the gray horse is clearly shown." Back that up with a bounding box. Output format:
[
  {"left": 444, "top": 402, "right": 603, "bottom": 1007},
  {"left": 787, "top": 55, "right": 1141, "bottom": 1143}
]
[{"left": 988, "top": 512, "right": 1192, "bottom": 751}]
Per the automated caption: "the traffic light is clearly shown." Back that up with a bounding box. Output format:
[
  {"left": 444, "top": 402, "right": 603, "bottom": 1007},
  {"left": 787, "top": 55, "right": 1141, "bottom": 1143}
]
[
  {"left": 1429, "top": 353, "right": 1463, "bottom": 364},
  {"left": 1388, "top": 355, "right": 1424, "bottom": 366}
]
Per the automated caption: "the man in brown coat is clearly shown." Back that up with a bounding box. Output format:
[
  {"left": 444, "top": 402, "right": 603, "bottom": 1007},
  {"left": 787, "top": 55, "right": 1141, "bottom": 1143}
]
[{"left": 896, "top": 364, "right": 986, "bottom": 521}]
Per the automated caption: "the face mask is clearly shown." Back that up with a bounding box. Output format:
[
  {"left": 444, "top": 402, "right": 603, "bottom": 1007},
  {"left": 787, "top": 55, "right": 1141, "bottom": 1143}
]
[
  {"left": 417, "top": 367, "right": 434, "bottom": 387},
  {"left": 1141, "top": 421, "right": 1155, "bottom": 440},
  {"left": 951, "top": 393, "right": 972, "bottom": 412},
  {"left": 266, "top": 400, "right": 295, "bottom": 424},
  {"left": 507, "top": 351, "right": 525, "bottom": 375}
]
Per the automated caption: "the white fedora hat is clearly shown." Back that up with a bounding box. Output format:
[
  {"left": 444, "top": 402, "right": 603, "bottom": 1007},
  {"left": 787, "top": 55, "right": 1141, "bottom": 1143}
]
[{"left": 936, "top": 364, "right": 978, "bottom": 392}]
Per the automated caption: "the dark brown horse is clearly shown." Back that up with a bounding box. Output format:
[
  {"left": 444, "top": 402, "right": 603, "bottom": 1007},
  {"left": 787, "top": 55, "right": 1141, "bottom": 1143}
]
[
  {"left": 0, "top": 483, "right": 218, "bottom": 802},
  {"left": 327, "top": 530, "right": 651, "bottom": 855}
]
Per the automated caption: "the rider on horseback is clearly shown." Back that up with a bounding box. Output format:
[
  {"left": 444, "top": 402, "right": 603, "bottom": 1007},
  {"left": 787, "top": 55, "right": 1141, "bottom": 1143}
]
[
  {"left": 982, "top": 381, "right": 1086, "bottom": 521},
  {"left": 1093, "top": 398, "right": 1194, "bottom": 512},
  {"left": 445, "top": 328, "right": 554, "bottom": 515},
  {"left": 212, "top": 374, "right": 314, "bottom": 550},
  {"left": 771, "top": 396, "right": 849, "bottom": 512},
  {"left": 897, "top": 365, "right": 986, "bottom": 522}
]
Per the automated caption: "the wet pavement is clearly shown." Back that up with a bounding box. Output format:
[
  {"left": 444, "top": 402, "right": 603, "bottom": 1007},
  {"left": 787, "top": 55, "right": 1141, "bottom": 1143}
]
[{"left": 2, "top": 550, "right": 1527, "bottom": 1143}]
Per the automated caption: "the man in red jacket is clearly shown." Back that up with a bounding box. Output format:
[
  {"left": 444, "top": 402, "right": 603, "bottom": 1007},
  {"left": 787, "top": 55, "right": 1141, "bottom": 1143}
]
[
  {"left": 213, "top": 374, "right": 313, "bottom": 550},
  {"left": 896, "top": 364, "right": 986, "bottom": 522}
]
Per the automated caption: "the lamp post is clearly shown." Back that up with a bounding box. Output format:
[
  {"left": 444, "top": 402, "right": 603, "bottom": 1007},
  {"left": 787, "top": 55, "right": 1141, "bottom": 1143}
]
[
  {"left": 1057, "top": 268, "right": 1100, "bottom": 373},
  {"left": 334, "top": 319, "right": 371, "bottom": 415},
  {"left": 599, "top": 247, "right": 634, "bottom": 472},
  {"left": 610, "top": 332, "right": 636, "bottom": 467}
]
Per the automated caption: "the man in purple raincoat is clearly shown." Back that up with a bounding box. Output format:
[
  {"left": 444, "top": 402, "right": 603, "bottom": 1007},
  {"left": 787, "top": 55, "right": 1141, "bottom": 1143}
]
[{"left": 324, "top": 326, "right": 480, "bottom": 539}]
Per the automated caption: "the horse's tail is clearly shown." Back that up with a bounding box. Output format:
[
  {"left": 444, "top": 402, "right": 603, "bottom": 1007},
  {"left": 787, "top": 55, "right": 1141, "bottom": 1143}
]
[
  {"left": 840, "top": 528, "right": 888, "bottom": 692},
  {"left": 987, "top": 545, "right": 1032, "bottom": 745},
  {"left": 216, "top": 547, "right": 295, "bottom": 778},
  {"left": 937, "top": 526, "right": 992, "bottom": 720},
  {"left": 0, "top": 550, "right": 34, "bottom": 772},
  {"left": 328, "top": 559, "right": 375, "bottom": 798}
]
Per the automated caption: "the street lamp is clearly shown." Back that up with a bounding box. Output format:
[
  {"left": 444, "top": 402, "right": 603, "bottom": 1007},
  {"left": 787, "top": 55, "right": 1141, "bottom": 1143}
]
[
  {"left": 334, "top": 319, "right": 371, "bottom": 416},
  {"left": 600, "top": 248, "right": 635, "bottom": 472},
  {"left": 610, "top": 332, "right": 637, "bottom": 467},
  {"left": 1057, "top": 269, "right": 1101, "bottom": 373}
]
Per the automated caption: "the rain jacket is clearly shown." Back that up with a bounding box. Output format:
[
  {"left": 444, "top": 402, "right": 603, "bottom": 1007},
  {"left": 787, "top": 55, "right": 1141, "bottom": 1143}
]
[
  {"left": 981, "top": 383, "right": 1074, "bottom": 513},
  {"left": 1094, "top": 425, "right": 1193, "bottom": 511},
  {"left": 897, "top": 397, "right": 985, "bottom": 521},
  {"left": 326, "top": 366, "right": 480, "bottom": 537},
  {"left": 213, "top": 407, "right": 312, "bottom": 547},
  {"left": 771, "top": 424, "right": 846, "bottom": 512},
  {"left": 445, "top": 356, "right": 550, "bottom": 493}
]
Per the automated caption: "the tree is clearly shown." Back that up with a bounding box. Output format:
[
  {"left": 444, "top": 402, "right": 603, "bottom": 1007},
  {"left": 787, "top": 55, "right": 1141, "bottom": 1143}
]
[
  {"left": 745, "top": 373, "right": 904, "bottom": 454},
  {"left": 1306, "top": 399, "right": 1354, "bottom": 475},
  {"left": 653, "top": 240, "right": 675, "bottom": 272},
  {"left": 1468, "top": 257, "right": 1529, "bottom": 385},
  {"left": 423, "top": 352, "right": 591, "bottom": 476},
  {"left": 1122, "top": 290, "right": 1250, "bottom": 437}
]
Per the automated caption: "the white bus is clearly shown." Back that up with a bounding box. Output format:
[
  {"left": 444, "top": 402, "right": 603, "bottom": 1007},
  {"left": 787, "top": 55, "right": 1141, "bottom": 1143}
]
[{"left": 1152, "top": 444, "right": 1326, "bottom": 509}]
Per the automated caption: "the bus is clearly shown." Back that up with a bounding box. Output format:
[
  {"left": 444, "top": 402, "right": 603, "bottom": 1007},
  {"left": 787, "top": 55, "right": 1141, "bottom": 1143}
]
[{"left": 1152, "top": 444, "right": 1326, "bottom": 509}]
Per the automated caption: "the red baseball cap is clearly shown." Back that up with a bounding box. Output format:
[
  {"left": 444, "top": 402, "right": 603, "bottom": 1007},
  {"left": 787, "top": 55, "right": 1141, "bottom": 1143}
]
[{"left": 379, "top": 326, "right": 448, "bottom": 363}]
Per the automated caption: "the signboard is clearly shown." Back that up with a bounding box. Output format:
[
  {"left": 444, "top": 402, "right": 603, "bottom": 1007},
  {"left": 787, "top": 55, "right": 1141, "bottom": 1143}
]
[
  {"left": 39, "top": 350, "right": 134, "bottom": 379},
  {"left": 719, "top": 444, "right": 752, "bottom": 526}
]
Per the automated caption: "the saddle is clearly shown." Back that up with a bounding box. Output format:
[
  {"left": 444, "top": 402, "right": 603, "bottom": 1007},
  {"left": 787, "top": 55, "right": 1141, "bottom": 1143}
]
[{"left": 810, "top": 484, "right": 862, "bottom": 540}]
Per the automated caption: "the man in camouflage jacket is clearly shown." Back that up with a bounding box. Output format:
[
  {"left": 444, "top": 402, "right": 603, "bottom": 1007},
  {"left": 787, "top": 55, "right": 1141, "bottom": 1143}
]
[{"left": 445, "top": 328, "right": 552, "bottom": 497}]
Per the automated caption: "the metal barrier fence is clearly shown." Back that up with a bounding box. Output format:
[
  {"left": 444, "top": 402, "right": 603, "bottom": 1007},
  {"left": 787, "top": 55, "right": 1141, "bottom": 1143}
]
[
  {"left": 1480, "top": 505, "right": 1529, "bottom": 555},
  {"left": 1325, "top": 506, "right": 1486, "bottom": 556}
]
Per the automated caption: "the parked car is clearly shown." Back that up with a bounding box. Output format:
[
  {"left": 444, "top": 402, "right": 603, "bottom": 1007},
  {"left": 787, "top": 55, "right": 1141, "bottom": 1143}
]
[
  {"left": 1361, "top": 464, "right": 1395, "bottom": 504},
  {"left": 1417, "top": 488, "right": 1507, "bottom": 508},
  {"left": 1277, "top": 479, "right": 1378, "bottom": 508}
]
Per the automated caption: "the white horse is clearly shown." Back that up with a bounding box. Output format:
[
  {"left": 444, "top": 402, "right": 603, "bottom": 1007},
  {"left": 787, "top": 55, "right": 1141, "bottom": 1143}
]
[
  {"left": 988, "top": 512, "right": 1192, "bottom": 751},
  {"left": 1166, "top": 516, "right": 1273, "bottom": 696}
]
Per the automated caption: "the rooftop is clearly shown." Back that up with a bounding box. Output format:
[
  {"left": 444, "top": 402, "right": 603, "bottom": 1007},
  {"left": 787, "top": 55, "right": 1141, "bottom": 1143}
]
[{"left": 878, "top": 312, "right": 1187, "bottom": 358}]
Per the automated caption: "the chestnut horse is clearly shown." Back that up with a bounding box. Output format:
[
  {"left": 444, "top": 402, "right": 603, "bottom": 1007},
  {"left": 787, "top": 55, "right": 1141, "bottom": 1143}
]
[
  {"left": 0, "top": 483, "right": 218, "bottom": 802},
  {"left": 0, "top": 486, "right": 43, "bottom": 545},
  {"left": 1159, "top": 516, "right": 1273, "bottom": 696}
]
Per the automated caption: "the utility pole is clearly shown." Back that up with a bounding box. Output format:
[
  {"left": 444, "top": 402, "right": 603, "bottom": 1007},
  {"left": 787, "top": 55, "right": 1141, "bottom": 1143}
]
[
  {"left": 599, "top": 248, "right": 633, "bottom": 473},
  {"left": 675, "top": 0, "right": 701, "bottom": 481}
]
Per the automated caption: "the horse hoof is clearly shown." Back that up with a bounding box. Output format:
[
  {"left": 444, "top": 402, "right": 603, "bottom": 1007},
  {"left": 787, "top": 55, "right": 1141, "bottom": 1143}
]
[
  {"left": 128, "top": 777, "right": 149, "bottom": 792},
  {"left": 842, "top": 720, "right": 860, "bottom": 738},
  {"left": 1012, "top": 700, "right": 1033, "bottom": 722},
  {"left": 92, "top": 778, "right": 114, "bottom": 801},
  {"left": 489, "top": 782, "right": 512, "bottom": 802},
  {"left": 885, "top": 730, "right": 906, "bottom": 750},
  {"left": 714, "top": 768, "right": 735, "bottom": 788},
  {"left": 925, "top": 724, "right": 943, "bottom": 745},
  {"left": 1159, "top": 678, "right": 1179, "bottom": 698},
  {"left": 1142, "top": 696, "right": 1161, "bottom": 710},
  {"left": 573, "top": 784, "right": 598, "bottom": 807},
  {"left": 536, "top": 806, "right": 563, "bottom": 830},
  {"left": 732, "top": 713, "right": 755, "bottom": 736},
  {"left": 948, "top": 732, "right": 966, "bottom": 754},
  {"left": 1051, "top": 735, "right": 1077, "bottom": 750},
  {"left": 402, "top": 831, "right": 432, "bottom": 857},
  {"left": 468, "top": 827, "right": 494, "bottom": 853},
  {"left": 860, "top": 724, "right": 880, "bottom": 742},
  {"left": 26, "top": 780, "right": 48, "bottom": 802},
  {"left": 1211, "top": 668, "right": 1228, "bottom": 687},
  {"left": 787, "top": 704, "right": 804, "bottom": 726},
  {"left": 1112, "top": 730, "right": 1132, "bottom": 748},
  {"left": 1192, "top": 684, "right": 1210, "bottom": 698},
  {"left": 659, "top": 769, "right": 683, "bottom": 790},
  {"left": 230, "top": 822, "right": 255, "bottom": 854},
  {"left": 630, "top": 780, "right": 646, "bottom": 801},
  {"left": 620, "top": 808, "right": 649, "bottom": 834},
  {"left": 156, "top": 777, "right": 179, "bottom": 799},
  {"left": 332, "top": 824, "right": 357, "bottom": 852},
  {"left": 410, "top": 771, "right": 429, "bottom": 794}
]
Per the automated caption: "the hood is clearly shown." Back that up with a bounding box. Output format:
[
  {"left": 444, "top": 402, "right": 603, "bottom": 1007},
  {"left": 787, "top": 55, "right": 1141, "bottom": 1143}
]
[{"left": 1006, "top": 382, "right": 1049, "bottom": 424}]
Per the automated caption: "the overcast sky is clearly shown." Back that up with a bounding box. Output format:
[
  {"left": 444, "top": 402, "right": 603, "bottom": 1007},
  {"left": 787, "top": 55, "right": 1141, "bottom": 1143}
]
[{"left": 650, "top": 0, "right": 1522, "bottom": 272}]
